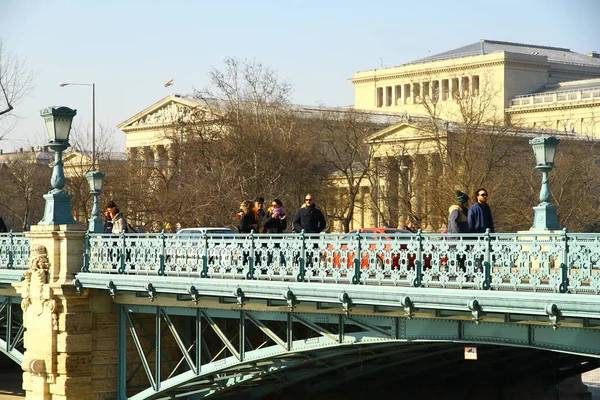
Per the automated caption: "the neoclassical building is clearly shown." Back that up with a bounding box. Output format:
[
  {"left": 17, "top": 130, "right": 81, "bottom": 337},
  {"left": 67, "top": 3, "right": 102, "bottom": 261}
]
[
  {"left": 117, "top": 94, "right": 204, "bottom": 172},
  {"left": 341, "top": 39, "right": 600, "bottom": 232},
  {"left": 116, "top": 40, "right": 600, "bottom": 232},
  {"left": 353, "top": 39, "right": 600, "bottom": 130}
]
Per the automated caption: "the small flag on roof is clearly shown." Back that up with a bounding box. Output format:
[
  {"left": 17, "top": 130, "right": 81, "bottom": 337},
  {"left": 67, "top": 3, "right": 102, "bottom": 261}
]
[{"left": 164, "top": 79, "right": 174, "bottom": 87}]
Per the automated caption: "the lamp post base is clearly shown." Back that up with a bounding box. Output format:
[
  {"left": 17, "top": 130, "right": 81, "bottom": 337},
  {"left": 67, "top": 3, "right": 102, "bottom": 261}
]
[
  {"left": 89, "top": 216, "right": 104, "bottom": 233},
  {"left": 530, "top": 202, "right": 560, "bottom": 231},
  {"left": 38, "top": 190, "right": 77, "bottom": 225}
]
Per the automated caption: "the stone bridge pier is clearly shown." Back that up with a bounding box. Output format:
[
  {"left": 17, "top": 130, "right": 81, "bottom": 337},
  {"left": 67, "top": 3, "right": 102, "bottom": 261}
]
[{"left": 13, "top": 224, "right": 118, "bottom": 400}]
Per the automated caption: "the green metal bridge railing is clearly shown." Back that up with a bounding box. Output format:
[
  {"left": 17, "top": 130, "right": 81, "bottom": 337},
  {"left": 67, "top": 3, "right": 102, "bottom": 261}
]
[{"left": 80, "top": 229, "right": 600, "bottom": 294}]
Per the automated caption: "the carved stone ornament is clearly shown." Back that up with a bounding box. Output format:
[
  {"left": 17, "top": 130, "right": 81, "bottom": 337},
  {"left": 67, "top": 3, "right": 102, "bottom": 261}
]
[
  {"left": 23, "top": 358, "right": 46, "bottom": 374},
  {"left": 20, "top": 244, "right": 58, "bottom": 330}
]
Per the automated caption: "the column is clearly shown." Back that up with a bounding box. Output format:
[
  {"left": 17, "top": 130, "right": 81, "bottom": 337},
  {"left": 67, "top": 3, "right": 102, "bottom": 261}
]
[
  {"left": 167, "top": 145, "right": 176, "bottom": 178},
  {"left": 385, "top": 157, "right": 399, "bottom": 227},
  {"left": 399, "top": 157, "right": 412, "bottom": 226},
  {"left": 425, "top": 155, "right": 438, "bottom": 231},
  {"left": 151, "top": 145, "right": 161, "bottom": 165},
  {"left": 373, "top": 157, "right": 383, "bottom": 227},
  {"left": 15, "top": 225, "right": 119, "bottom": 399},
  {"left": 400, "top": 84, "right": 406, "bottom": 105},
  {"left": 412, "top": 155, "right": 427, "bottom": 229}
]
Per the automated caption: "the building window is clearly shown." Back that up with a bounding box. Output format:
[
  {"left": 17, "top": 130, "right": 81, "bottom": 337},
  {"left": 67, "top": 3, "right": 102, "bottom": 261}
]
[
  {"left": 442, "top": 79, "right": 449, "bottom": 100},
  {"left": 377, "top": 87, "right": 383, "bottom": 107},
  {"left": 472, "top": 75, "right": 479, "bottom": 96},
  {"left": 395, "top": 85, "right": 402, "bottom": 105},
  {"left": 386, "top": 86, "right": 392, "bottom": 107}
]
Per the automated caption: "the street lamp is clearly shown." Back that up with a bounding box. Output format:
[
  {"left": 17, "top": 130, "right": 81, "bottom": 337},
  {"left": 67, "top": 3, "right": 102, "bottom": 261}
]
[
  {"left": 86, "top": 170, "right": 105, "bottom": 232},
  {"left": 58, "top": 82, "right": 96, "bottom": 170},
  {"left": 529, "top": 135, "right": 560, "bottom": 231},
  {"left": 59, "top": 82, "right": 105, "bottom": 232},
  {"left": 38, "top": 106, "right": 77, "bottom": 225}
]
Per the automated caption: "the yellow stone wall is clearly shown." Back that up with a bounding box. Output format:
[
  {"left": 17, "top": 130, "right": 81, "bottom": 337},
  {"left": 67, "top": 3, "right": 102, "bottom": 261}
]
[
  {"left": 507, "top": 101, "right": 600, "bottom": 136},
  {"left": 352, "top": 51, "right": 600, "bottom": 133}
]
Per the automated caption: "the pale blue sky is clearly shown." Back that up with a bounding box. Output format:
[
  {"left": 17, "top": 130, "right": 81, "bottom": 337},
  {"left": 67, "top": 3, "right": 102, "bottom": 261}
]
[{"left": 1, "top": 0, "right": 599, "bottom": 152}]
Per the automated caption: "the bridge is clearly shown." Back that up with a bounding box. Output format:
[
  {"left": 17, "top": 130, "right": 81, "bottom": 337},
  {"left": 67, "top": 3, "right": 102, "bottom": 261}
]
[{"left": 1, "top": 227, "right": 599, "bottom": 399}]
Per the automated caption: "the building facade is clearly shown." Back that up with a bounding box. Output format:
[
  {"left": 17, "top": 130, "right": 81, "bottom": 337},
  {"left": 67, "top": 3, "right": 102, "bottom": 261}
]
[
  {"left": 345, "top": 40, "right": 600, "bottom": 232},
  {"left": 116, "top": 40, "right": 600, "bottom": 232}
]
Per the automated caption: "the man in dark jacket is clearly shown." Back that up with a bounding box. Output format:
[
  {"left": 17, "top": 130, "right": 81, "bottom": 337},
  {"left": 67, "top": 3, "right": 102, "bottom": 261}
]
[
  {"left": 293, "top": 194, "right": 326, "bottom": 233},
  {"left": 468, "top": 188, "right": 495, "bottom": 233},
  {"left": 254, "top": 197, "right": 266, "bottom": 233}
]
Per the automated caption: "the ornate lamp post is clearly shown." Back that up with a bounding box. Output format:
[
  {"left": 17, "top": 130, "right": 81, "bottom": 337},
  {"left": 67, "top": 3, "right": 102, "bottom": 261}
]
[
  {"left": 38, "top": 106, "right": 77, "bottom": 225},
  {"left": 529, "top": 135, "right": 560, "bottom": 231},
  {"left": 59, "top": 82, "right": 105, "bottom": 232},
  {"left": 86, "top": 170, "right": 105, "bottom": 232}
]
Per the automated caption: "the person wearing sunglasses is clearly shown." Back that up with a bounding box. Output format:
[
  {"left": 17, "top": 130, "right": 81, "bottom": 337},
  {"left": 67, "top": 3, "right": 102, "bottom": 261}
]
[
  {"left": 292, "top": 194, "right": 326, "bottom": 234},
  {"left": 467, "top": 188, "right": 495, "bottom": 234}
]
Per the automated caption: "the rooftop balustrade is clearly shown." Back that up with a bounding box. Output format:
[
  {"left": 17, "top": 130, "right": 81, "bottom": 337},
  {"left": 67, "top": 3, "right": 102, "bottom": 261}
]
[
  {"left": 510, "top": 87, "right": 600, "bottom": 107},
  {"left": 81, "top": 230, "right": 600, "bottom": 294}
]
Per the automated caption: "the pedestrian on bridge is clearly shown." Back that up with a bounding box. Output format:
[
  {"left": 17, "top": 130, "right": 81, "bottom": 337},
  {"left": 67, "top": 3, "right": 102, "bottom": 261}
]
[
  {"left": 293, "top": 194, "right": 326, "bottom": 270},
  {"left": 263, "top": 199, "right": 287, "bottom": 233},
  {"left": 448, "top": 190, "right": 470, "bottom": 234},
  {"left": 468, "top": 188, "right": 495, "bottom": 234},
  {"left": 448, "top": 190, "right": 470, "bottom": 272},
  {"left": 254, "top": 197, "right": 266, "bottom": 233},
  {"left": 237, "top": 200, "right": 258, "bottom": 234},
  {"left": 106, "top": 201, "right": 128, "bottom": 234},
  {"left": 293, "top": 194, "right": 326, "bottom": 234}
]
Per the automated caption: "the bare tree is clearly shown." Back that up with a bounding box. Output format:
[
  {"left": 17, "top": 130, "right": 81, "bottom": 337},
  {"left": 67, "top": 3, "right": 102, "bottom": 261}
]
[
  {"left": 113, "top": 58, "right": 327, "bottom": 232},
  {"left": 314, "top": 108, "right": 386, "bottom": 232},
  {"left": 387, "top": 74, "right": 532, "bottom": 231},
  {"left": 0, "top": 40, "right": 34, "bottom": 138},
  {"left": 0, "top": 155, "right": 50, "bottom": 230}
]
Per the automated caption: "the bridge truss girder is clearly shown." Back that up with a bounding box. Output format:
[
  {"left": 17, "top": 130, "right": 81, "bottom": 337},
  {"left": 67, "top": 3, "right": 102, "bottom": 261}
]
[
  {"left": 0, "top": 296, "right": 24, "bottom": 365},
  {"left": 120, "top": 304, "right": 600, "bottom": 400}
]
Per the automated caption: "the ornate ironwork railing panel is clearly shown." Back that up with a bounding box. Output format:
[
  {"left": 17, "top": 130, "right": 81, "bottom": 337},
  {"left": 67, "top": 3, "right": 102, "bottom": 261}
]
[
  {"left": 82, "top": 230, "right": 600, "bottom": 294},
  {"left": 0, "top": 232, "right": 30, "bottom": 270}
]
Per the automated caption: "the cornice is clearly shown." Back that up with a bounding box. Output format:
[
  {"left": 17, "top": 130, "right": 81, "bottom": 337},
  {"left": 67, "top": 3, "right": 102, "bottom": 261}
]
[
  {"left": 352, "top": 59, "right": 548, "bottom": 85},
  {"left": 120, "top": 121, "right": 178, "bottom": 133}
]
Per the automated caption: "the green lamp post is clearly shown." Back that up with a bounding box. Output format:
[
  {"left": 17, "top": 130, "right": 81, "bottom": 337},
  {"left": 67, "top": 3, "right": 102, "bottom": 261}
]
[
  {"left": 529, "top": 135, "right": 560, "bottom": 231},
  {"left": 86, "top": 170, "right": 105, "bottom": 232},
  {"left": 38, "top": 106, "right": 78, "bottom": 225}
]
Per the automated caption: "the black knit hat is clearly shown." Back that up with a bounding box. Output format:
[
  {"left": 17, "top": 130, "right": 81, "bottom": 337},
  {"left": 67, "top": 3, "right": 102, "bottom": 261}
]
[{"left": 455, "top": 190, "right": 469, "bottom": 203}]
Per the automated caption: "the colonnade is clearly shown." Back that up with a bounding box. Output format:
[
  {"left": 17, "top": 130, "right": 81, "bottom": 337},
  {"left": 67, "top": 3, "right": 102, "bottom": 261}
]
[
  {"left": 377, "top": 75, "right": 480, "bottom": 108},
  {"left": 125, "top": 144, "right": 176, "bottom": 177},
  {"left": 372, "top": 153, "right": 443, "bottom": 231}
]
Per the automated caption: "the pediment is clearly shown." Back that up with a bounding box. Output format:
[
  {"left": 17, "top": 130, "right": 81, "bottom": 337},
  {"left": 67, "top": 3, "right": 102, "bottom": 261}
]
[
  {"left": 367, "top": 121, "right": 427, "bottom": 143},
  {"left": 117, "top": 95, "right": 209, "bottom": 131}
]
